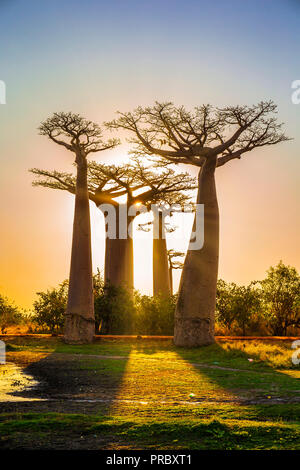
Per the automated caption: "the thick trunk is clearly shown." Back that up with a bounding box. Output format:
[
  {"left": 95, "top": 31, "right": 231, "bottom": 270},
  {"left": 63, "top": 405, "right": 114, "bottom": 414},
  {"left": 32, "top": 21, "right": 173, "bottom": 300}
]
[
  {"left": 64, "top": 160, "right": 95, "bottom": 344},
  {"left": 174, "top": 158, "right": 219, "bottom": 347},
  {"left": 104, "top": 204, "right": 134, "bottom": 294},
  {"left": 153, "top": 211, "right": 171, "bottom": 296},
  {"left": 105, "top": 238, "right": 133, "bottom": 291}
]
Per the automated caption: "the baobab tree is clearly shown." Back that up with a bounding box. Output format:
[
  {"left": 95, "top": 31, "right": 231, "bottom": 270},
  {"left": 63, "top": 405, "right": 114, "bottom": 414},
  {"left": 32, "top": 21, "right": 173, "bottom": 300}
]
[
  {"left": 132, "top": 159, "right": 195, "bottom": 297},
  {"left": 167, "top": 250, "right": 184, "bottom": 296},
  {"left": 138, "top": 210, "right": 192, "bottom": 297},
  {"left": 107, "top": 101, "right": 290, "bottom": 346},
  {"left": 31, "top": 160, "right": 196, "bottom": 297},
  {"left": 39, "top": 112, "right": 119, "bottom": 343}
]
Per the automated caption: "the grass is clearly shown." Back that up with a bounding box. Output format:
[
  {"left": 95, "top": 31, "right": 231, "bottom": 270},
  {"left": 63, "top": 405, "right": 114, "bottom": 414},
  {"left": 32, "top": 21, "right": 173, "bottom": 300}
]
[
  {"left": 0, "top": 337, "right": 299, "bottom": 449},
  {"left": 1, "top": 410, "right": 299, "bottom": 449}
]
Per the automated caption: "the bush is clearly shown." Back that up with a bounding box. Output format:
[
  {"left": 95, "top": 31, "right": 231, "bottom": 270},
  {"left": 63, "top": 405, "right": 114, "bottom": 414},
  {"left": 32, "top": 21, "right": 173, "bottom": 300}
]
[
  {"left": 134, "top": 293, "right": 176, "bottom": 335},
  {"left": 259, "top": 261, "right": 300, "bottom": 336},
  {"left": 94, "top": 283, "right": 135, "bottom": 334},
  {"left": 32, "top": 281, "right": 68, "bottom": 334},
  {"left": 29, "top": 262, "right": 300, "bottom": 337},
  {"left": 216, "top": 280, "right": 262, "bottom": 336},
  {"left": 0, "top": 295, "right": 22, "bottom": 334}
]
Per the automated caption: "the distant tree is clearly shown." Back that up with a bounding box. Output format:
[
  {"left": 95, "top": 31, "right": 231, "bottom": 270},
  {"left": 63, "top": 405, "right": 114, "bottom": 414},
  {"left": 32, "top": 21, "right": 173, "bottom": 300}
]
[
  {"left": 260, "top": 261, "right": 300, "bottom": 336},
  {"left": 38, "top": 112, "right": 119, "bottom": 343},
  {"left": 32, "top": 281, "right": 68, "bottom": 334},
  {"left": 134, "top": 159, "right": 196, "bottom": 298},
  {"left": 107, "top": 101, "right": 289, "bottom": 346},
  {"left": 167, "top": 250, "right": 185, "bottom": 295},
  {"left": 0, "top": 295, "right": 21, "bottom": 334},
  {"left": 216, "top": 280, "right": 261, "bottom": 336}
]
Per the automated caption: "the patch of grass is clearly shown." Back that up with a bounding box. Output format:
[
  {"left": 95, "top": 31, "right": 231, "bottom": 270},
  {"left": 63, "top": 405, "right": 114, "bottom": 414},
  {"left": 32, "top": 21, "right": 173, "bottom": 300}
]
[
  {"left": 0, "top": 412, "right": 299, "bottom": 450},
  {"left": 3, "top": 337, "right": 298, "bottom": 369}
]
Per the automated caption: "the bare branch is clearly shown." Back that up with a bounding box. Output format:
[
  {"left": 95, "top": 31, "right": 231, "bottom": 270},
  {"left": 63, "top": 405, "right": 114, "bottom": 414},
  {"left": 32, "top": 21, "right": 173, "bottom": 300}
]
[
  {"left": 39, "top": 112, "right": 120, "bottom": 159},
  {"left": 106, "top": 101, "right": 290, "bottom": 169}
]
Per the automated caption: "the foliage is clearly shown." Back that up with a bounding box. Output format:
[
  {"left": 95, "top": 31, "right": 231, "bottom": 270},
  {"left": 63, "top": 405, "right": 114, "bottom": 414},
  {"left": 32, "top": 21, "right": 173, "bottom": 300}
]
[
  {"left": 134, "top": 293, "right": 176, "bottom": 335},
  {"left": 216, "top": 280, "right": 262, "bottom": 336},
  {"left": 32, "top": 281, "right": 68, "bottom": 334},
  {"left": 259, "top": 261, "right": 300, "bottom": 336},
  {"left": 94, "top": 282, "right": 136, "bottom": 335},
  {"left": 8, "top": 262, "right": 300, "bottom": 337},
  {"left": 0, "top": 295, "right": 22, "bottom": 334}
]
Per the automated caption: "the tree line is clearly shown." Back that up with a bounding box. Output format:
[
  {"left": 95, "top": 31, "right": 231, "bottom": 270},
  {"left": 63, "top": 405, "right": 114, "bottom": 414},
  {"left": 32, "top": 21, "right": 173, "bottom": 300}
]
[{"left": 1, "top": 261, "right": 299, "bottom": 337}]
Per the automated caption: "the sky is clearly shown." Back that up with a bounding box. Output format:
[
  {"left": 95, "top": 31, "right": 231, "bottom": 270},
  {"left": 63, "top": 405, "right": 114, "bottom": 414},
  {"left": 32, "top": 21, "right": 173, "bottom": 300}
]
[{"left": 0, "top": 0, "right": 299, "bottom": 309}]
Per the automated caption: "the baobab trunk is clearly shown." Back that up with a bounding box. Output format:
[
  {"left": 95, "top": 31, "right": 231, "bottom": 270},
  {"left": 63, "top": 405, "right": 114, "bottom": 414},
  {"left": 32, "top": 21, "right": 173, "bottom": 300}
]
[
  {"left": 105, "top": 238, "right": 133, "bottom": 291},
  {"left": 126, "top": 212, "right": 134, "bottom": 295},
  {"left": 169, "top": 265, "right": 173, "bottom": 296},
  {"left": 153, "top": 211, "right": 171, "bottom": 296},
  {"left": 174, "top": 157, "right": 219, "bottom": 347},
  {"left": 104, "top": 205, "right": 134, "bottom": 294},
  {"left": 64, "top": 159, "right": 95, "bottom": 343}
]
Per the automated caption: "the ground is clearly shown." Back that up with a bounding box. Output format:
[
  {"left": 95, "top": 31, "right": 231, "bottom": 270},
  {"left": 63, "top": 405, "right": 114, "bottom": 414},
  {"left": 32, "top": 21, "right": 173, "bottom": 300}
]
[{"left": 0, "top": 336, "right": 299, "bottom": 450}]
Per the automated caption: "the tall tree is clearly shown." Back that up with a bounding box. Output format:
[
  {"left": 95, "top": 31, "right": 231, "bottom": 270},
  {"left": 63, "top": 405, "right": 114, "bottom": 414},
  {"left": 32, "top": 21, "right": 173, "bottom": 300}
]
[
  {"left": 139, "top": 213, "right": 190, "bottom": 297},
  {"left": 107, "top": 101, "right": 289, "bottom": 346},
  {"left": 132, "top": 159, "right": 195, "bottom": 297},
  {"left": 39, "top": 112, "right": 119, "bottom": 343}
]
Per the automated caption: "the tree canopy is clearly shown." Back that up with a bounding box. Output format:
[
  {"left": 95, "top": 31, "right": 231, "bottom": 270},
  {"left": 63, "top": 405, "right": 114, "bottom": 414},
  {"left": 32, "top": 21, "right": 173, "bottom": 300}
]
[
  {"left": 106, "top": 101, "right": 289, "bottom": 167},
  {"left": 39, "top": 112, "right": 119, "bottom": 159},
  {"left": 30, "top": 159, "right": 197, "bottom": 208}
]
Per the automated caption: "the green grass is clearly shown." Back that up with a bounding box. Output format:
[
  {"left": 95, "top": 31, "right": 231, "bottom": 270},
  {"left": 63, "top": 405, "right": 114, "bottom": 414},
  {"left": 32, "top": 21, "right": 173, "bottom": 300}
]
[
  {"left": 1, "top": 337, "right": 300, "bottom": 449},
  {"left": 3, "top": 336, "right": 297, "bottom": 369},
  {"left": 1, "top": 410, "right": 299, "bottom": 449}
]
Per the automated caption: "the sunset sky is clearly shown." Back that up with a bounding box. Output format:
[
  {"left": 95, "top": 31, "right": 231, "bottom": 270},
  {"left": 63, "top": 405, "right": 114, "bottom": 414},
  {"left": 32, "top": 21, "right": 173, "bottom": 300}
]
[{"left": 0, "top": 0, "right": 299, "bottom": 309}]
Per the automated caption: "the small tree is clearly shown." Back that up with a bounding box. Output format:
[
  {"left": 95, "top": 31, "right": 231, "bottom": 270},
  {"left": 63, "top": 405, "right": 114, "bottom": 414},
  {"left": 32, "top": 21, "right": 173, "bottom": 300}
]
[
  {"left": 167, "top": 250, "right": 185, "bottom": 295},
  {"left": 32, "top": 281, "right": 68, "bottom": 334},
  {"left": 260, "top": 261, "right": 300, "bottom": 336},
  {"left": 39, "top": 112, "right": 119, "bottom": 343},
  {"left": 216, "top": 280, "right": 261, "bottom": 336},
  {"left": 0, "top": 295, "right": 21, "bottom": 334}
]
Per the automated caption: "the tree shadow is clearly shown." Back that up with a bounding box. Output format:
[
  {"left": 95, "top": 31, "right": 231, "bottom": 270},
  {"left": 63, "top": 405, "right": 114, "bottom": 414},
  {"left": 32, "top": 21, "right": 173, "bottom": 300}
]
[
  {"left": 0, "top": 336, "right": 133, "bottom": 416},
  {"left": 174, "top": 341, "right": 300, "bottom": 405}
]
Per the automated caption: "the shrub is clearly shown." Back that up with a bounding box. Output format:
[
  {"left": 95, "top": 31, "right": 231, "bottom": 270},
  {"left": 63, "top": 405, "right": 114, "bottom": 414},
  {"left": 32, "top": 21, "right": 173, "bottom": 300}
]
[
  {"left": 32, "top": 281, "right": 68, "bottom": 334},
  {"left": 134, "top": 293, "right": 176, "bottom": 335},
  {"left": 0, "top": 295, "right": 22, "bottom": 334},
  {"left": 216, "top": 280, "right": 262, "bottom": 336},
  {"left": 259, "top": 261, "right": 300, "bottom": 336},
  {"left": 94, "top": 281, "right": 135, "bottom": 334}
]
